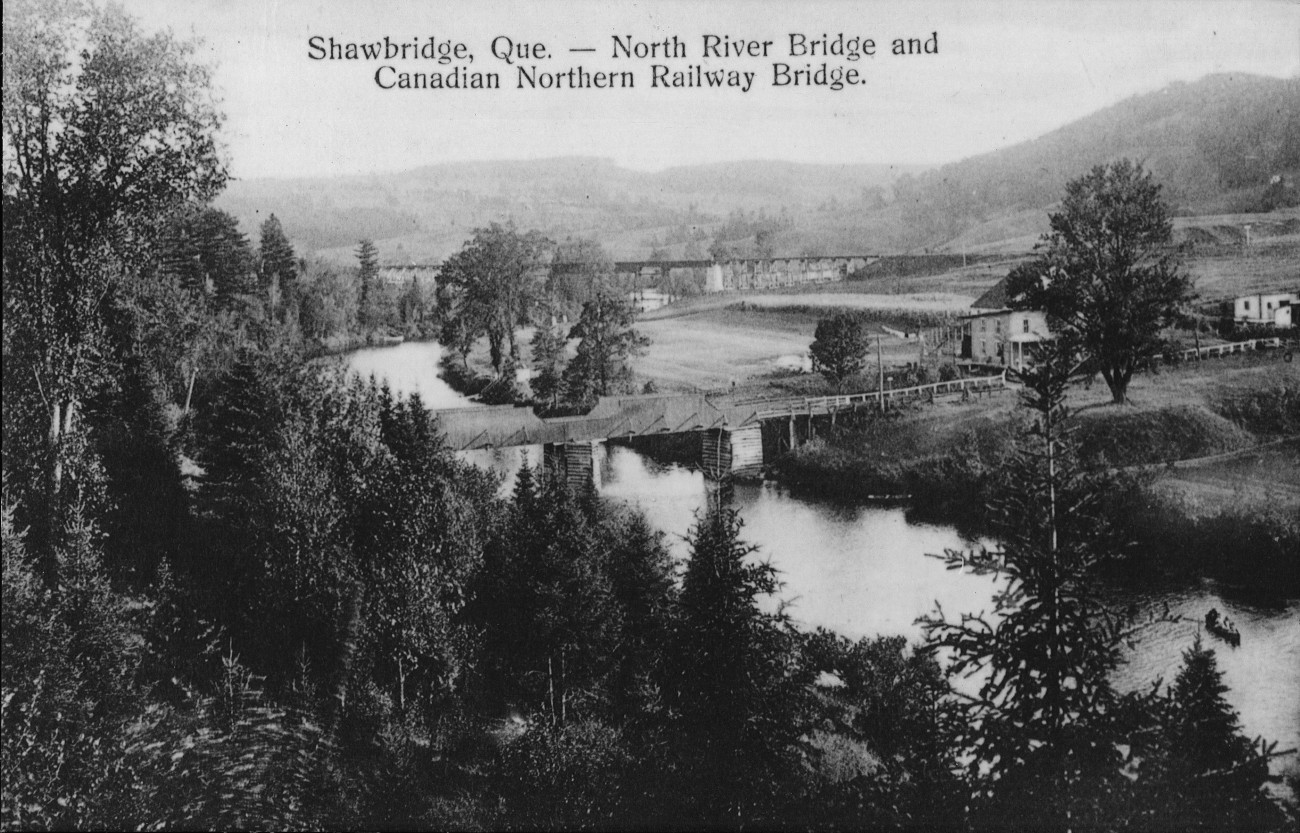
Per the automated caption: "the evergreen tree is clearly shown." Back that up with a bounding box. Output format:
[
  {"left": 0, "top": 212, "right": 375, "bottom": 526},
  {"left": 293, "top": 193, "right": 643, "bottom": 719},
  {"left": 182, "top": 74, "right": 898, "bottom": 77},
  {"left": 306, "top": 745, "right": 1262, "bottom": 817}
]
[
  {"left": 356, "top": 239, "right": 380, "bottom": 333},
  {"left": 1, "top": 505, "right": 143, "bottom": 829},
  {"left": 473, "top": 472, "right": 621, "bottom": 722},
  {"left": 530, "top": 316, "right": 567, "bottom": 409},
  {"left": 562, "top": 292, "right": 650, "bottom": 403},
  {"left": 157, "top": 205, "right": 207, "bottom": 296},
  {"left": 921, "top": 337, "right": 1140, "bottom": 830},
  {"left": 669, "top": 508, "right": 815, "bottom": 827},
  {"left": 1135, "top": 636, "right": 1286, "bottom": 831},
  {"left": 196, "top": 208, "right": 257, "bottom": 308},
  {"left": 258, "top": 214, "right": 297, "bottom": 301},
  {"left": 397, "top": 275, "right": 427, "bottom": 332},
  {"left": 602, "top": 511, "right": 678, "bottom": 725}
]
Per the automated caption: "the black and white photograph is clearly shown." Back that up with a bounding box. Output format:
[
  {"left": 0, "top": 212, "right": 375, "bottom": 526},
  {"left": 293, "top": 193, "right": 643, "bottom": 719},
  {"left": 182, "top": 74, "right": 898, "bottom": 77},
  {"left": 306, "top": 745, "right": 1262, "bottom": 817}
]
[{"left": 3, "top": 0, "right": 1298, "bottom": 829}]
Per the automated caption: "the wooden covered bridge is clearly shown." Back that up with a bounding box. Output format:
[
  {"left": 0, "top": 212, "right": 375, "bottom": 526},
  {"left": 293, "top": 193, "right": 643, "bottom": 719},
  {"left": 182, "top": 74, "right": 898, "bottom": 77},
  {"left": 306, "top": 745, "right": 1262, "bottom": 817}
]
[{"left": 431, "top": 372, "right": 1009, "bottom": 486}]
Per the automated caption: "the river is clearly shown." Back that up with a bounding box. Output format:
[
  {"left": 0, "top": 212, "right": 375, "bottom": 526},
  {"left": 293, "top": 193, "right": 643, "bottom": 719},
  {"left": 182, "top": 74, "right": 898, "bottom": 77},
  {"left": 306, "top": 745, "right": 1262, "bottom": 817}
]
[{"left": 348, "top": 341, "right": 1300, "bottom": 771}]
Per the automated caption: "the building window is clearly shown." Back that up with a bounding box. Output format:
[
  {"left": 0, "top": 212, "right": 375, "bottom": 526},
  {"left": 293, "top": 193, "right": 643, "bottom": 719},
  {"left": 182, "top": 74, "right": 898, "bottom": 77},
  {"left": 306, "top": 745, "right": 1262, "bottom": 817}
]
[
  {"left": 995, "top": 319, "right": 1002, "bottom": 334},
  {"left": 1245, "top": 300, "right": 1252, "bottom": 311},
  {"left": 1023, "top": 319, "right": 1030, "bottom": 334}
]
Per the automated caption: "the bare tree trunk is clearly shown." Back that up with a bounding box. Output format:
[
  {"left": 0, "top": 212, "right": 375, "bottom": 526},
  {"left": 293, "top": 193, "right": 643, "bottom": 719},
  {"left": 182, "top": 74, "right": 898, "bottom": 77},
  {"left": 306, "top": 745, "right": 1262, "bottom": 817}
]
[
  {"left": 184, "top": 367, "right": 197, "bottom": 414},
  {"left": 50, "top": 401, "right": 63, "bottom": 498},
  {"left": 547, "top": 655, "right": 556, "bottom": 723}
]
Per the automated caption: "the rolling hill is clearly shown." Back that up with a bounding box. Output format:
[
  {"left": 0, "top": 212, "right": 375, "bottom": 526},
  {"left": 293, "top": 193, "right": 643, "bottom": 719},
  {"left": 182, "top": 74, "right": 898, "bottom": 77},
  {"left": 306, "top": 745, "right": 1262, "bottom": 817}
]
[{"left": 215, "top": 73, "right": 1300, "bottom": 264}]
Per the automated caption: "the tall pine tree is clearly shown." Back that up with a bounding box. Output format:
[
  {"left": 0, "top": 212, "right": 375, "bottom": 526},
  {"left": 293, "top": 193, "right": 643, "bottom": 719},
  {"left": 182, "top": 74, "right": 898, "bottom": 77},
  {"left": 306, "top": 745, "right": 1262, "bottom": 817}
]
[
  {"left": 258, "top": 214, "right": 297, "bottom": 302},
  {"left": 356, "top": 239, "right": 380, "bottom": 333},
  {"left": 1136, "top": 636, "right": 1286, "bottom": 831},
  {"left": 669, "top": 508, "right": 815, "bottom": 828},
  {"left": 921, "top": 336, "right": 1140, "bottom": 831}
]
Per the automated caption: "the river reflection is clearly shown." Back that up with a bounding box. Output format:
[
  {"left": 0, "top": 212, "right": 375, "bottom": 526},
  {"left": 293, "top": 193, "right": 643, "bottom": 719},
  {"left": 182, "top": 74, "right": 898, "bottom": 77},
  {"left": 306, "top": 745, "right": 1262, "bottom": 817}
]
[
  {"left": 350, "top": 343, "right": 1300, "bottom": 779},
  {"left": 600, "top": 447, "right": 1001, "bottom": 638},
  {"left": 468, "top": 441, "right": 1300, "bottom": 771},
  {"left": 346, "top": 341, "right": 473, "bottom": 408}
]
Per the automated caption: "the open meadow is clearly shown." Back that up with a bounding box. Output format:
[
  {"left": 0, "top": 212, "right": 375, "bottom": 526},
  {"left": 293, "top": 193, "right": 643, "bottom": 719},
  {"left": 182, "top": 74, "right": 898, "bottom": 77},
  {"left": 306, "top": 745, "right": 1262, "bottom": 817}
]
[{"left": 637, "top": 303, "right": 960, "bottom": 396}]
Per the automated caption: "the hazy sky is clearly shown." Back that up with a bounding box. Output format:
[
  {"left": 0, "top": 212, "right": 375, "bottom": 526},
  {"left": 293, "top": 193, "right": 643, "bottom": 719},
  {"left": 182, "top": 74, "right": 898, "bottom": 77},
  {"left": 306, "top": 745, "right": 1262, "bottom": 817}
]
[{"left": 116, "top": 0, "right": 1299, "bottom": 180}]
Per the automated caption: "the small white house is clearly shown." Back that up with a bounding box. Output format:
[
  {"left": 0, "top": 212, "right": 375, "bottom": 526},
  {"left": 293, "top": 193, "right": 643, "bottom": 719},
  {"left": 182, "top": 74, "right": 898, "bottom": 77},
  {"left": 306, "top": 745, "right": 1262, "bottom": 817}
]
[
  {"left": 960, "top": 279, "right": 1051, "bottom": 370},
  {"left": 1234, "top": 292, "right": 1296, "bottom": 329}
]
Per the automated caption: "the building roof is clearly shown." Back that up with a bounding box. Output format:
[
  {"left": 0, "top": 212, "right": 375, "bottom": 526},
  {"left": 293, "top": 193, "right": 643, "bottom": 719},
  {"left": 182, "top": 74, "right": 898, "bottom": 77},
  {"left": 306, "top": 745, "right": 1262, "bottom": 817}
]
[{"left": 972, "top": 278, "right": 1010, "bottom": 310}]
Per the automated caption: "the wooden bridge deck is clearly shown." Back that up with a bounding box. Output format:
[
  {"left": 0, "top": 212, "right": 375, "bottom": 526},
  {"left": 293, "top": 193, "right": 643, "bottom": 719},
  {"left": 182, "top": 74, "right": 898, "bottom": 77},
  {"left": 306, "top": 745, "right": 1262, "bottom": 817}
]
[{"left": 431, "top": 373, "right": 1010, "bottom": 451}]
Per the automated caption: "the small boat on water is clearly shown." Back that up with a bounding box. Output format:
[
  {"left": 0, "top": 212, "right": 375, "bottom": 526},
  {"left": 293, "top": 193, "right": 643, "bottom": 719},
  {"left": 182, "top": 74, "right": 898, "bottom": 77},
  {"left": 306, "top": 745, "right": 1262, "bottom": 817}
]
[{"left": 1205, "top": 609, "right": 1241, "bottom": 647}]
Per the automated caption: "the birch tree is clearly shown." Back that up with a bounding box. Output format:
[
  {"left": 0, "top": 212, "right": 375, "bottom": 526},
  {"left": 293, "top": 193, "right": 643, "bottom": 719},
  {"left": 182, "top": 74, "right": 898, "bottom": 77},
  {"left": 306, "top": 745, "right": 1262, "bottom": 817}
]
[{"left": 3, "top": 0, "right": 226, "bottom": 552}]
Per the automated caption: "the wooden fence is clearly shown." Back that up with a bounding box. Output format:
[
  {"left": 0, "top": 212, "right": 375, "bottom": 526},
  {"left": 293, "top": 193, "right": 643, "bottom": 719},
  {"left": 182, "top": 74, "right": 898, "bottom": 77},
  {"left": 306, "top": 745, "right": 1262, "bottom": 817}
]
[
  {"left": 742, "top": 371, "right": 1009, "bottom": 420},
  {"left": 1167, "top": 337, "right": 1293, "bottom": 363}
]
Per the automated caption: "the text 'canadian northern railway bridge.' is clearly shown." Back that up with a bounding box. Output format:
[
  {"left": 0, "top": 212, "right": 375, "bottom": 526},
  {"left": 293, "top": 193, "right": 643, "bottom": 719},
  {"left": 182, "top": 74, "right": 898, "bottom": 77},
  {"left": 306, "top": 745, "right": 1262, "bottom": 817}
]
[{"left": 431, "top": 373, "right": 1009, "bottom": 488}]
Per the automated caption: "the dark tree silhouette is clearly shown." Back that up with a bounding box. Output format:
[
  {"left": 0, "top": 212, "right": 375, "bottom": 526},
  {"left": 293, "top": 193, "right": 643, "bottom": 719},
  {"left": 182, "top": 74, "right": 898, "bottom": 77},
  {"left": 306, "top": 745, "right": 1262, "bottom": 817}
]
[
  {"left": 562, "top": 293, "right": 650, "bottom": 402},
  {"left": 1005, "top": 159, "right": 1192, "bottom": 404},
  {"left": 258, "top": 214, "right": 297, "bottom": 301},
  {"left": 3, "top": 0, "right": 226, "bottom": 554},
  {"left": 355, "top": 238, "right": 380, "bottom": 332},
  {"left": 669, "top": 508, "right": 815, "bottom": 827},
  {"left": 439, "top": 222, "right": 551, "bottom": 374},
  {"left": 810, "top": 312, "right": 871, "bottom": 391},
  {"left": 921, "top": 337, "right": 1143, "bottom": 829}
]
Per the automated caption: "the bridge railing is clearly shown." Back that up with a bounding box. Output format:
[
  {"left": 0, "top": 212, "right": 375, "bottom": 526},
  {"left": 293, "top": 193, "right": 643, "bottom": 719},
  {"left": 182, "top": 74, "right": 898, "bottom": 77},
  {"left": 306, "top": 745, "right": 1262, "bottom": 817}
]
[
  {"left": 744, "top": 371, "right": 1009, "bottom": 419},
  {"left": 1167, "top": 337, "right": 1287, "bottom": 363}
]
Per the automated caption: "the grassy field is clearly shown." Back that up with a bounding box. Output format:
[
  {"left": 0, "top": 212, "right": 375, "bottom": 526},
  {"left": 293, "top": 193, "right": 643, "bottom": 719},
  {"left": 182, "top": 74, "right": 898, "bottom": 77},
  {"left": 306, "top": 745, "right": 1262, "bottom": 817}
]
[
  {"left": 771, "top": 349, "right": 1298, "bottom": 496},
  {"left": 447, "top": 206, "right": 1295, "bottom": 404},
  {"left": 637, "top": 305, "right": 953, "bottom": 396},
  {"left": 1185, "top": 235, "right": 1300, "bottom": 300},
  {"left": 1153, "top": 439, "right": 1300, "bottom": 516}
]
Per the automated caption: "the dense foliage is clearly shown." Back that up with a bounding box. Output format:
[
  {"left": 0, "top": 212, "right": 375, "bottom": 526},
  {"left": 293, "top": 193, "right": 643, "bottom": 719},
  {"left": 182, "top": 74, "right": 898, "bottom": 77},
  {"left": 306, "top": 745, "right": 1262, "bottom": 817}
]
[
  {"left": 437, "top": 222, "right": 551, "bottom": 374},
  {"left": 3, "top": 2, "right": 1294, "bottom": 829},
  {"left": 1006, "top": 159, "right": 1194, "bottom": 404},
  {"left": 810, "top": 312, "right": 873, "bottom": 390},
  {"left": 562, "top": 292, "right": 651, "bottom": 403}
]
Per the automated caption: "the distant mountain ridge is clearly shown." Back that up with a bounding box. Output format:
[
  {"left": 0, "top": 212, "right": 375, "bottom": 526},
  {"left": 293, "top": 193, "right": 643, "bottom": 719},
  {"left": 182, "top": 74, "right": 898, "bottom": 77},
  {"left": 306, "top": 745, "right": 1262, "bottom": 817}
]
[
  {"left": 902, "top": 73, "right": 1300, "bottom": 251},
  {"left": 216, "top": 73, "right": 1299, "bottom": 262},
  {"left": 217, "top": 158, "right": 922, "bottom": 263}
]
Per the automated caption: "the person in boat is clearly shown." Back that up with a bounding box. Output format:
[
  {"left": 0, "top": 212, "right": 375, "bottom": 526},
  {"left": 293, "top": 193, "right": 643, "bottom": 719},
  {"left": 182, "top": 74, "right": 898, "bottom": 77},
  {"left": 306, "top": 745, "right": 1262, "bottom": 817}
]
[{"left": 1206, "top": 608, "right": 1220, "bottom": 628}]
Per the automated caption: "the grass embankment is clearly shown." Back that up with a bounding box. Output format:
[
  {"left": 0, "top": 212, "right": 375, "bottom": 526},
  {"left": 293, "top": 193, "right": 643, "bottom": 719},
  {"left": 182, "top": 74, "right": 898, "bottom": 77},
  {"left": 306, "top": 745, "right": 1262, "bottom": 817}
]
[{"left": 770, "top": 354, "right": 1300, "bottom": 590}]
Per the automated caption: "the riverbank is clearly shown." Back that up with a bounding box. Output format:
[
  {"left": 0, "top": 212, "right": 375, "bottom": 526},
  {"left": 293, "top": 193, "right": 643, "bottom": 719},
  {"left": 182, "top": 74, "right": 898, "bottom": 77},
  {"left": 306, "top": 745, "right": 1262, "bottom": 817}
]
[{"left": 768, "top": 353, "right": 1300, "bottom": 592}]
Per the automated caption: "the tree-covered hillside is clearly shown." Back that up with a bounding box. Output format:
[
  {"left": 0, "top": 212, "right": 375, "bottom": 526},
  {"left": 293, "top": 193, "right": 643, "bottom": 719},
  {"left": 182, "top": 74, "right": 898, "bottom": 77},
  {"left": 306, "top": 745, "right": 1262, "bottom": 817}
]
[
  {"left": 216, "top": 158, "right": 921, "bottom": 263},
  {"left": 218, "top": 75, "right": 1299, "bottom": 262},
  {"left": 896, "top": 74, "right": 1300, "bottom": 249}
]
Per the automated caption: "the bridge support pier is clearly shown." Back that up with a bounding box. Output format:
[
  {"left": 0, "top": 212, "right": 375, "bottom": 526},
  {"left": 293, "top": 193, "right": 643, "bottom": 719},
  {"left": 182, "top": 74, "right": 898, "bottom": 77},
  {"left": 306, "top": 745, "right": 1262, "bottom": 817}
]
[
  {"left": 543, "top": 441, "right": 602, "bottom": 492},
  {"left": 701, "top": 425, "right": 764, "bottom": 480}
]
